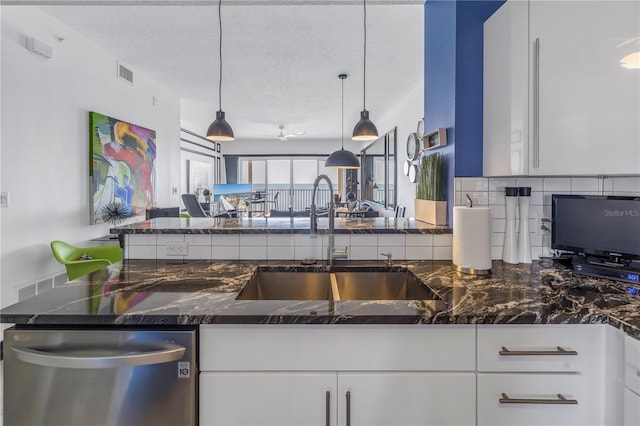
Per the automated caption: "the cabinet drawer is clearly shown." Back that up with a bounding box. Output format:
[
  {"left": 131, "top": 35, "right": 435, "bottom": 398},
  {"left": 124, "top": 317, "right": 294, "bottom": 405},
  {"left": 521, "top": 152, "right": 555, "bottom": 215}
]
[
  {"left": 624, "top": 387, "right": 640, "bottom": 426},
  {"left": 200, "top": 324, "right": 475, "bottom": 371},
  {"left": 625, "top": 334, "right": 640, "bottom": 393},
  {"left": 477, "top": 325, "right": 602, "bottom": 372},
  {"left": 478, "top": 373, "right": 602, "bottom": 426}
]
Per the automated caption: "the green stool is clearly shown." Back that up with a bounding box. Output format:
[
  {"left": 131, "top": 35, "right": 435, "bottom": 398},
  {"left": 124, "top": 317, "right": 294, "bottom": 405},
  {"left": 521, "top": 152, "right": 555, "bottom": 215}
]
[{"left": 51, "top": 240, "right": 122, "bottom": 281}]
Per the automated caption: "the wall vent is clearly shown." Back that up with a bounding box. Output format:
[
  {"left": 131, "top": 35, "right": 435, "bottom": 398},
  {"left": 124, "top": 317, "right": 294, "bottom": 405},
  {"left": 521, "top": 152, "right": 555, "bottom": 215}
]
[{"left": 118, "top": 62, "right": 134, "bottom": 84}]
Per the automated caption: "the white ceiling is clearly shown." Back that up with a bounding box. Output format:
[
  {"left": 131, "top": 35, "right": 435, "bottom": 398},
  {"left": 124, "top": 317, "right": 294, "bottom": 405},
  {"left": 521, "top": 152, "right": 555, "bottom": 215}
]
[{"left": 36, "top": 0, "right": 424, "bottom": 142}]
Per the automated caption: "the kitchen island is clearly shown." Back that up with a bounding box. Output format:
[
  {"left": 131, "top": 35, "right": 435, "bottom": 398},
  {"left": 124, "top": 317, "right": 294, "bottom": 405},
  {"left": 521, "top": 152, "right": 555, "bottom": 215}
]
[{"left": 3, "top": 259, "right": 640, "bottom": 426}]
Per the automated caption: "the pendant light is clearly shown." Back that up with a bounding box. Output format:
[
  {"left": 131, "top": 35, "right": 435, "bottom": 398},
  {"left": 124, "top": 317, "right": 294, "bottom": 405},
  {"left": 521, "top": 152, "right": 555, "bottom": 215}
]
[
  {"left": 352, "top": 0, "right": 378, "bottom": 141},
  {"left": 206, "top": 0, "right": 234, "bottom": 142},
  {"left": 326, "top": 74, "right": 361, "bottom": 169}
]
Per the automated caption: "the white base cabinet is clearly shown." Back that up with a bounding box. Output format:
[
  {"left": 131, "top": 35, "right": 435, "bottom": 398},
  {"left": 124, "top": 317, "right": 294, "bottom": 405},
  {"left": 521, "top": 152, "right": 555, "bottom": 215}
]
[
  {"left": 624, "top": 388, "right": 640, "bottom": 426},
  {"left": 625, "top": 334, "right": 640, "bottom": 426}
]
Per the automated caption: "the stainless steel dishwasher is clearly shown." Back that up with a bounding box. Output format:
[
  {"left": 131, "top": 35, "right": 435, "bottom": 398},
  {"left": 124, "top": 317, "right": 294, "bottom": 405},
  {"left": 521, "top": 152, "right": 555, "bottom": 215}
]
[{"left": 4, "top": 328, "right": 197, "bottom": 426}]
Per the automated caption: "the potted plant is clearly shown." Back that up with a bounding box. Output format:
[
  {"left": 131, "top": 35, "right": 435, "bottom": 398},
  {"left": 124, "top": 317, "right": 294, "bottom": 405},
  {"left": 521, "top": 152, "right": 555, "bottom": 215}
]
[{"left": 414, "top": 152, "right": 447, "bottom": 225}]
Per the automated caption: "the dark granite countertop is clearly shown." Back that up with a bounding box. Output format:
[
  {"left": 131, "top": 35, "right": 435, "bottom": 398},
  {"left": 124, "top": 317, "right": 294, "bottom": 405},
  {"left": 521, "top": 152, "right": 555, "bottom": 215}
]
[
  {"left": 110, "top": 217, "right": 452, "bottom": 234},
  {"left": 2, "top": 259, "right": 639, "bottom": 340}
]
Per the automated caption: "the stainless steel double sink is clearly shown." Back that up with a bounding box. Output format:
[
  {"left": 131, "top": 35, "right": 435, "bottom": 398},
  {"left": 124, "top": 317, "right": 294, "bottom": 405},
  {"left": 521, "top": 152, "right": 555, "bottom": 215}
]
[{"left": 236, "top": 267, "right": 440, "bottom": 301}]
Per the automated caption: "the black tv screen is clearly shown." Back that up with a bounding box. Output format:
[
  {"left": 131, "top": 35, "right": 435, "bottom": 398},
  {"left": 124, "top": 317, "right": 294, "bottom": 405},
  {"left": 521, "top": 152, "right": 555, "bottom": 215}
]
[{"left": 551, "top": 194, "right": 640, "bottom": 261}]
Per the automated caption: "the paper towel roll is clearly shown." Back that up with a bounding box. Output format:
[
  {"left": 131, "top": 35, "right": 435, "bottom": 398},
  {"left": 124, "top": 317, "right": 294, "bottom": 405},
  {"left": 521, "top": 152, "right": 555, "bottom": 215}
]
[{"left": 453, "top": 206, "right": 492, "bottom": 274}]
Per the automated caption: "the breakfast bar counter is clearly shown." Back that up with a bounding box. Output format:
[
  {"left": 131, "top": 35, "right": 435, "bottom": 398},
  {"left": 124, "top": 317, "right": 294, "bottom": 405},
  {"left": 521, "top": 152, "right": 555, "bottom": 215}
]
[{"left": 2, "top": 259, "right": 639, "bottom": 340}]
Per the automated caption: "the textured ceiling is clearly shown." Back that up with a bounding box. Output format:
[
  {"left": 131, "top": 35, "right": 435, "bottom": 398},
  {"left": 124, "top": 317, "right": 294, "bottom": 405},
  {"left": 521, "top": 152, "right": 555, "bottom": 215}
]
[{"left": 37, "top": 1, "right": 424, "bottom": 142}]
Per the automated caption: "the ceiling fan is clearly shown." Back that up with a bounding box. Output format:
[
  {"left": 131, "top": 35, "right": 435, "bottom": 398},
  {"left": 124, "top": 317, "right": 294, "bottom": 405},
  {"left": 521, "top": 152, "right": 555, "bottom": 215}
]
[{"left": 274, "top": 125, "right": 305, "bottom": 141}]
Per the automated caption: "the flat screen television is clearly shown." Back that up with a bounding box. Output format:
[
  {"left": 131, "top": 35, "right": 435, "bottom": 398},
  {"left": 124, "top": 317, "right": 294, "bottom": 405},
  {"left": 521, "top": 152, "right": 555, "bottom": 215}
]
[{"left": 551, "top": 194, "right": 640, "bottom": 263}]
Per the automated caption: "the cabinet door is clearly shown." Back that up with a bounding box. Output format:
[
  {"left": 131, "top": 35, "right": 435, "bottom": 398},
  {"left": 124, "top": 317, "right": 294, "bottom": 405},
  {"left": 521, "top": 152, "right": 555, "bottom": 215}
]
[
  {"left": 200, "top": 372, "right": 336, "bottom": 426},
  {"left": 337, "top": 372, "right": 475, "bottom": 426},
  {"left": 478, "top": 373, "right": 601, "bottom": 426},
  {"left": 624, "top": 388, "right": 640, "bottom": 426},
  {"left": 483, "top": 0, "right": 529, "bottom": 176},
  {"left": 530, "top": 0, "right": 640, "bottom": 175}
]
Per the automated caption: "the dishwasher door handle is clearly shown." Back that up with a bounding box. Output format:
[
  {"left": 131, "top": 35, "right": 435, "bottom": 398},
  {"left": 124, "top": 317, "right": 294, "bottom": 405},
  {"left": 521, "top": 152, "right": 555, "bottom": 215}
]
[{"left": 12, "top": 343, "right": 185, "bottom": 369}]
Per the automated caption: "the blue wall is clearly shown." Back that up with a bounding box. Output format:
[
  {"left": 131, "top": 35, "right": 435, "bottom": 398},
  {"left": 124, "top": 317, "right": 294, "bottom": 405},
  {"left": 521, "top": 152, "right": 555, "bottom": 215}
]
[{"left": 423, "top": 0, "right": 504, "bottom": 223}]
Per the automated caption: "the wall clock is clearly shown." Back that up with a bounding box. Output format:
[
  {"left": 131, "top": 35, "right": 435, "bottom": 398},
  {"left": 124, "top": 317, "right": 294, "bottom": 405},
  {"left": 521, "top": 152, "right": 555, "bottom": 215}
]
[
  {"left": 403, "top": 160, "right": 412, "bottom": 176},
  {"left": 416, "top": 118, "right": 425, "bottom": 139},
  {"left": 406, "top": 133, "right": 420, "bottom": 161},
  {"left": 408, "top": 164, "right": 418, "bottom": 183}
]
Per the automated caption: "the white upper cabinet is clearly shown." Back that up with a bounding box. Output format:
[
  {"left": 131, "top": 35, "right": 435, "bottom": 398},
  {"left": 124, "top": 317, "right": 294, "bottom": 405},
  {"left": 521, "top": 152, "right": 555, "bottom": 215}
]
[{"left": 484, "top": 0, "right": 640, "bottom": 176}]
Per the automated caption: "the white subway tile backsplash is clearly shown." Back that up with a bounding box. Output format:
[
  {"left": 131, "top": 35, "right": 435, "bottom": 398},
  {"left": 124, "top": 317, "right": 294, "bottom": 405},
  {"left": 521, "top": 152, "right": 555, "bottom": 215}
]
[
  {"left": 515, "top": 177, "right": 543, "bottom": 191},
  {"left": 240, "top": 234, "right": 268, "bottom": 246},
  {"left": 433, "top": 246, "right": 453, "bottom": 260},
  {"left": 492, "top": 218, "right": 506, "bottom": 234},
  {"left": 267, "top": 245, "right": 295, "bottom": 260},
  {"left": 128, "top": 245, "right": 157, "bottom": 259},
  {"left": 491, "top": 246, "right": 503, "bottom": 260},
  {"left": 530, "top": 191, "right": 544, "bottom": 206},
  {"left": 405, "top": 245, "right": 433, "bottom": 260},
  {"left": 212, "top": 245, "right": 239, "bottom": 260},
  {"left": 378, "top": 246, "right": 406, "bottom": 261},
  {"left": 488, "top": 177, "right": 517, "bottom": 192},
  {"left": 460, "top": 177, "right": 489, "bottom": 192},
  {"left": 433, "top": 234, "right": 453, "bottom": 247},
  {"left": 406, "top": 234, "right": 434, "bottom": 246},
  {"left": 378, "top": 234, "right": 406, "bottom": 247},
  {"left": 157, "top": 245, "right": 184, "bottom": 260},
  {"left": 613, "top": 176, "right": 640, "bottom": 193},
  {"left": 322, "top": 234, "right": 350, "bottom": 247},
  {"left": 267, "top": 234, "right": 295, "bottom": 246},
  {"left": 239, "top": 245, "right": 267, "bottom": 260},
  {"left": 570, "top": 177, "right": 599, "bottom": 192},
  {"left": 543, "top": 177, "right": 571, "bottom": 192},
  {"left": 157, "top": 234, "right": 185, "bottom": 244},
  {"left": 185, "top": 235, "right": 213, "bottom": 246},
  {"left": 491, "top": 232, "right": 506, "bottom": 247},
  {"left": 602, "top": 177, "right": 615, "bottom": 193},
  {"left": 128, "top": 234, "right": 157, "bottom": 246},
  {"left": 350, "top": 245, "right": 380, "bottom": 260},
  {"left": 490, "top": 205, "right": 506, "bottom": 220},
  {"left": 295, "top": 234, "right": 320, "bottom": 246},
  {"left": 295, "top": 245, "right": 324, "bottom": 261},
  {"left": 351, "top": 235, "right": 378, "bottom": 247},
  {"left": 185, "top": 245, "right": 212, "bottom": 260},
  {"left": 488, "top": 191, "right": 506, "bottom": 206},
  {"left": 213, "top": 235, "right": 240, "bottom": 246}
]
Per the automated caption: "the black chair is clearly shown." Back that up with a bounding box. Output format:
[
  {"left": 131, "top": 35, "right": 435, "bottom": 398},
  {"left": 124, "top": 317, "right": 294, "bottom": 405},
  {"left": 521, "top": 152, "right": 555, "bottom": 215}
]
[
  {"left": 181, "top": 194, "right": 210, "bottom": 217},
  {"left": 146, "top": 207, "right": 180, "bottom": 219},
  {"left": 394, "top": 205, "right": 406, "bottom": 218},
  {"left": 269, "top": 209, "right": 310, "bottom": 218},
  {"left": 266, "top": 192, "right": 279, "bottom": 210}
]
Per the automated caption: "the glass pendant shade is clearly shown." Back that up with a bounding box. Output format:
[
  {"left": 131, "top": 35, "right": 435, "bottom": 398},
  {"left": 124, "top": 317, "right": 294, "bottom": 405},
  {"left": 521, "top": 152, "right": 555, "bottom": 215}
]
[
  {"left": 206, "top": 110, "right": 234, "bottom": 141},
  {"left": 326, "top": 148, "right": 360, "bottom": 169},
  {"left": 352, "top": 109, "right": 378, "bottom": 141}
]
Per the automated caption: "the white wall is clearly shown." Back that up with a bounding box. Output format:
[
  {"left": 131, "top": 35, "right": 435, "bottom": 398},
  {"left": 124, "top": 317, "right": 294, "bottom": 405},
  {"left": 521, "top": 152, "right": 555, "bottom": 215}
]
[{"left": 0, "top": 6, "right": 181, "bottom": 307}]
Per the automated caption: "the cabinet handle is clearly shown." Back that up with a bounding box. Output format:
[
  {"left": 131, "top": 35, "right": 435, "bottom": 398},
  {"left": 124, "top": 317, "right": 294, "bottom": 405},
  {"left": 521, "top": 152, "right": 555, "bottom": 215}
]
[
  {"left": 533, "top": 37, "right": 540, "bottom": 169},
  {"left": 499, "top": 346, "right": 577, "bottom": 356},
  {"left": 326, "top": 390, "right": 330, "bottom": 426},
  {"left": 346, "top": 390, "right": 351, "bottom": 426},
  {"left": 500, "top": 392, "right": 577, "bottom": 405}
]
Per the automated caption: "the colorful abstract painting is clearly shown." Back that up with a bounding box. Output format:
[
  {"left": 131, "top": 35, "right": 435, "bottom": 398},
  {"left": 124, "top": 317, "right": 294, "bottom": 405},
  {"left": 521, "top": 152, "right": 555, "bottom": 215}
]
[{"left": 89, "top": 112, "right": 156, "bottom": 224}]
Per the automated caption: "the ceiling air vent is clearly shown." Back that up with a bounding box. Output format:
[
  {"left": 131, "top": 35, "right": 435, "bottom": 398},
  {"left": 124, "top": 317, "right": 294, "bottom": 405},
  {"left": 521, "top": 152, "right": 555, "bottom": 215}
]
[{"left": 117, "top": 62, "right": 134, "bottom": 84}]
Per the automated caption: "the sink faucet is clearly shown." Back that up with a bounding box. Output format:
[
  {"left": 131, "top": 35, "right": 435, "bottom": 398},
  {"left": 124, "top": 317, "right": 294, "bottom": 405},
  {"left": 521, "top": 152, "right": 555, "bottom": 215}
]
[
  {"left": 311, "top": 174, "right": 347, "bottom": 268},
  {"left": 381, "top": 252, "right": 393, "bottom": 267}
]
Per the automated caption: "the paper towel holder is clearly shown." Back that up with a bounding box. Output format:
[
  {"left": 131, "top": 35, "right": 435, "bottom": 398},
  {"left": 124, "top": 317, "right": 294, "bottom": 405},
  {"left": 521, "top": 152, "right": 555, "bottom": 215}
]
[{"left": 454, "top": 265, "right": 492, "bottom": 276}]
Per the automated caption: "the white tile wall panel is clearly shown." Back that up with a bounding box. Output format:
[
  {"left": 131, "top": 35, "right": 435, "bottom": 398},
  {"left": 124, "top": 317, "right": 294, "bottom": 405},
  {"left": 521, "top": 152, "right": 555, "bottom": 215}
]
[
  {"left": 543, "top": 177, "right": 571, "bottom": 192},
  {"left": 405, "top": 245, "right": 433, "bottom": 260},
  {"left": 602, "top": 177, "right": 615, "bottom": 193},
  {"left": 406, "top": 234, "right": 434, "bottom": 246},
  {"left": 294, "top": 245, "right": 324, "bottom": 261},
  {"left": 239, "top": 246, "right": 267, "bottom": 260},
  {"left": 294, "top": 234, "right": 320, "bottom": 246},
  {"left": 571, "top": 177, "right": 600, "bottom": 192},
  {"left": 212, "top": 235, "right": 240, "bottom": 246},
  {"left": 488, "top": 191, "right": 506, "bottom": 206},
  {"left": 433, "top": 246, "right": 453, "bottom": 260},
  {"left": 350, "top": 245, "right": 380, "bottom": 260},
  {"left": 613, "top": 176, "right": 640, "bottom": 193},
  {"left": 212, "top": 245, "right": 239, "bottom": 260},
  {"left": 185, "top": 235, "right": 213, "bottom": 246},
  {"left": 515, "top": 177, "right": 543, "bottom": 191},
  {"left": 378, "top": 234, "right": 406, "bottom": 247},
  {"left": 128, "top": 234, "right": 157, "bottom": 246},
  {"left": 491, "top": 246, "right": 503, "bottom": 260},
  {"left": 488, "top": 177, "right": 517, "bottom": 192},
  {"left": 490, "top": 205, "right": 506, "bottom": 219},
  {"left": 185, "top": 245, "right": 212, "bottom": 260},
  {"left": 157, "top": 234, "right": 185, "bottom": 244},
  {"left": 460, "top": 177, "right": 489, "bottom": 191},
  {"left": 377, "top": 246, "right": 406, "bottom": 261},
  {"left": 492, "top": 218, "right": 506, "bottom": 234},
  {"left": 433, "top": 234, "right": 453, "bottom": 247},
  {"left": 530, "top": 191, "right": 544, "bottom": 205},
  {"left": 350, "top": 235, "right": 377, "bottom": 247},
  {"left": 321, "top": 234, "right": 350, "bottom": 247},
  {"left": 465, "top": 191, "right": 490, "bottom": 206},
  {"left": 240, "top": 234, "right": 268, "bottom": 246},
  {"left": 491, "top": 232, "right": 506, "bottom": 247},
  {"left": 127, "top": 245, "right": 157, "bottom": 259},
  {"left": 267, "top": 234, "right": 295, "bottom": 246},
  {"left": 267, "top": 245, "right": 295, "bottom": 260}
]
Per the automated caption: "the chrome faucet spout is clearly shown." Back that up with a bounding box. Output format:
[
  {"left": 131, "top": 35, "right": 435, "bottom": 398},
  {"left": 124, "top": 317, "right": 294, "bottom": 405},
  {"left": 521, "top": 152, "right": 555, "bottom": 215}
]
[{"left": 310, "top": 174, "right": 340, "bottom": 268}]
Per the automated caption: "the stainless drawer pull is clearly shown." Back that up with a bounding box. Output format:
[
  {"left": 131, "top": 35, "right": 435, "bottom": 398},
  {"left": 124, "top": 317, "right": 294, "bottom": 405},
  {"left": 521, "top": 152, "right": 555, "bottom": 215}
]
[
  {"left": 500, "top": 393, "right": 578, "bottom": 405},
  {"left": 326, "top": 390, "right": 330, "bottom": 426},
  {"left": 346, "top": 390, "right": 351, "bottom": 426},
  {"left": 499, "top": 346, "right": 577, "bottom": 356}
]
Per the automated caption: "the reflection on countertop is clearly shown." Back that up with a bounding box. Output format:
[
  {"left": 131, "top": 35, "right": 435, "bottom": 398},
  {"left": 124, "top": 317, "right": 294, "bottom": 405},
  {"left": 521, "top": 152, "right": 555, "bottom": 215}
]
[{"left": 2, "top": 259, "right": 639, "bottom": 340}]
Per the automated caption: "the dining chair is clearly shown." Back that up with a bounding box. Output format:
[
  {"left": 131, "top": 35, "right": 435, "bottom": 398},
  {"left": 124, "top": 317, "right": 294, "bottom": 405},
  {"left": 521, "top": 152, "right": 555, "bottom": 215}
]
[
  {"left": 181, "top": 194, "right": 210, "bottom": 217},
  {"left": 51, "top": 240, "right": 122, "bottom": 281}
]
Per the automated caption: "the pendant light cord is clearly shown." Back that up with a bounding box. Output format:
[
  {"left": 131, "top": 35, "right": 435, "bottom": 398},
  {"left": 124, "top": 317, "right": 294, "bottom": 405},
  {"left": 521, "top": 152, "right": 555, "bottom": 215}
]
[
  {"left": 362, "top": 0, "right": 367, "bottom": 110},
  {"left": 341, "top": 76, "right": 345, "bottom": 149},
  {"left": 218, "top": 0, "right": 223, "bottom": 111}
]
